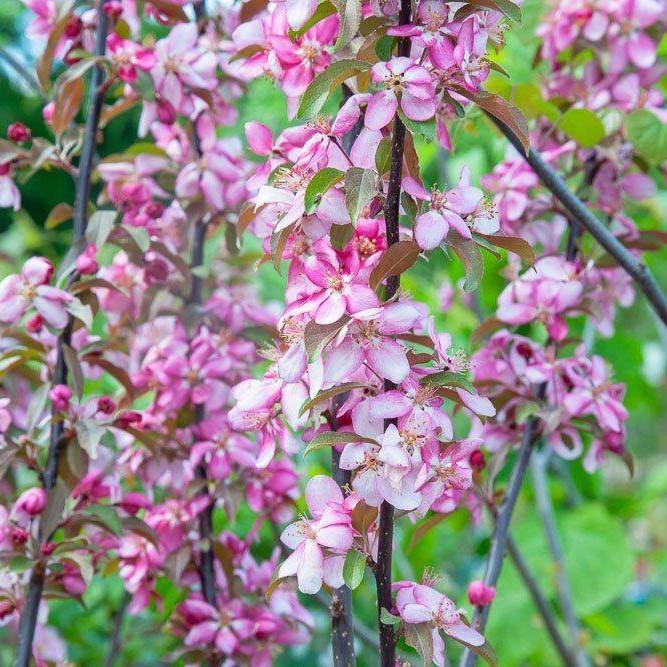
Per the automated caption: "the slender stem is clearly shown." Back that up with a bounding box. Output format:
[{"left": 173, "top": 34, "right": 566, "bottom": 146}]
[
  {"left": 488, "top": 113, "right": 667, "bottom": 327},
  {"left": 481, "top": 495, "right": 574, "bottom": 665},
  {"left": 375, "top": 2, "right": 411, "bottom": 664},
  {"left": 15, "top": 11, "right": 109, "bottom": 667},
  {"left": 459, "top": 384, "right": 545, "bottom": 667},
  {"left": 104, "top": 592, "right": 131, "bottom": 667},
  {"left": 531, "top": 452, "right": 589, "bottom": 667},
  {"left": 329, "top": 400, "right": 356, "bottom": 666}
]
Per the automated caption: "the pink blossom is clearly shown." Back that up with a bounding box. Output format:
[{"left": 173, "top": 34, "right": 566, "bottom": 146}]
[
  {"left": 13, "top": 487, "right": 47, "bottom": 517},
  {"left": 106, "top": 33, "right": 155, "bottom": 83},
  {"left": 49, "top": 384, "right": 72, "bottom": 411},
  {"left": 278, "top": 475, "right": 354, "bottom": 593},
  {"left": 365, "top": 57, "right": 437, "bottom": 130},
  {"left": 0, "top": 257, "right": 72, "bottom": 328},
  {"left": 0, "top": 163, "right": 21, "bottom": 211}
]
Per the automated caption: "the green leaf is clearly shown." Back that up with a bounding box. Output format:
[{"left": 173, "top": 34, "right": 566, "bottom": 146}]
[
  {"left": 76, "top": 420, "right": 106, "bottom": 459},
  {"left": 304, "top": 167, "right": 345, "bottom": 214},
  {"left": 9, "top": 555, "right": 33, "bottom": 573},
  {"left": 446, "top": 235, "right": 484, "bottom": 292},
  {"left": 398, "top": 110, "right": 437, "bottom": 142},
  {"left": 304, "top": 431, "right": 376, "bottom": 456},
  {"left": 374, "top": 35, "right": 395, "bottom": 61},
  {"left": 299, "top": 382, "right": 369, "bottom": 416},
  {"left": 558, "top": 108, "right": 606, "bottom": 148},
  {"left": 476, "top": 233, "right": 535, "bottom": 265},
  {"left": 298, "top": 59, "right": 372, "bottom": 119},
  {"left": 334, "top": 0, "right": 362, "bottom": 51},
  {"left": 375, "top": 138, "right": 392, "bottom": 175},
  {"left": 342, "top": 549, "right": 366, "bottom": 590},
  {"left": 125, "top": 225, "right": 151, "bottom": 253},
  {"left": 85, "top": 209, "right": 117, "bottom": 247},
  {"left": 303, "top": 316, "right": 351, "bottom": 362},
  {"left": 626, "top": 109, "right": 667, "bottom": 165},
  {"left": 421, "top": 370, "right": 475, "bottom": 393},
  {"left": 404, "top": 622, "right": 434, "bottom": 665},
  {"left": 345, "top": 167, "right": 377, "bottom": 223},
  {"left": 66, "top": 297, "right": 94, "bottom": 329},
  {"left": 380, "top": 608, "right": 401, "bottom": 625},
  {"left": 330, "top": 223, "right": 354, "bottom": 250}
]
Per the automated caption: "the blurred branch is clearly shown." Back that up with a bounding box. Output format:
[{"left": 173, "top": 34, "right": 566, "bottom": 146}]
[
  {"left": 104, "top": 592, "right": 131, "bottom": 667},
  {"left": 488, "top": 113, "right": 667, "bottom": 327},
  {"left": 481, "top": 493, "right": 575, "bottom": 665},
  {"left": 531, "top": 451, "right": 590, "bottom": 667},
  {"left": 459, "top": 384, "right": 546, "bottom": 667}
]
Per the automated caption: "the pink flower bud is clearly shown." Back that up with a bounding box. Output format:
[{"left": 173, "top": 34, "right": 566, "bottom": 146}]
[
  {"left": 23, "top": 256, "right": 54, "bottom": 285},
  {"left": 7, "top": 122, "right": 31, "bottom": 143},
  {"left": 121, "top": 492, "right": 152, "bottom": 515},
  {"left": 76, "top": 244, "right": 98, "bottom": 275},
  {"left": 14, "top": 487, "right": 47, "bottom": 516},
  {"left": 41, "top": 541, "right": 57, "bottom": 556},
  {"left": 156, "top": 99, "right": 177, "bottom": 124},
  {"left": 11, "top": 527, "right": 28, "bottom": 545},
  {"left": 50, "top": 384, "right": 72, "bottom": 411},
  {"left": 42, "top": 102, "right": 55, "bottom": 124},
  {"left": 26, "top": 314, "right": 44, "bottom": 334},
  {"left": 145, "top": 201, "right": 164, "bottom": 219},
  {"left": 0, "top": 600, "right": 16, "bottom": 620},
  {"left": 97, "top": 396, "right": 116, "bottom": 414},
  {"left": 64, "top": 15, "right": 83, "bottom": 38},
  {"left": 117, "top": 410, "right": 142, "bottom": 428},
  {"left": 469, "top": 450, "right": 486, "bottom": 471},
  {"left": 467, "top": 580, "right": 496, "bottom": 606},
  {"left": 103, "top": 0, "right": 123, "bottom": 19},
  {"left": 0, "top": 162, "right": 10, "bottom": 176}
]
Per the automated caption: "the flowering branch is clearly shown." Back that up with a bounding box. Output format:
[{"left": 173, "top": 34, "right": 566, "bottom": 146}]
[
  {"left": 488, "top": 114, "right": 667, "bottom": 327},
  {"left": 375, "top": 1, "right": 412, "bottom": 664},
  {"left": 15, "top": 9, "right": 109, "bottom": 667}
]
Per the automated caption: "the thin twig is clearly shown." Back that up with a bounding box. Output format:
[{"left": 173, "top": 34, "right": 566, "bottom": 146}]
[
  {"left": 459, "top": 385, "right": 545, "bottom": 667},
  {"left": 187, "top": 2, "right": 217, "bottom": 613},
  {"left": 531, "top": 451, "right": 589, "bottom": 667},
  {"left": 15, "top": 10, "right": 109, "bottom": 667},
  {"left": 375, "top": 1, "right": 411, "bottom": 664},
  {"left": 488, "top": 113, "right": 667, "bottom": 327},
  {"left": 480, "top": 494, "right": 574, "bottom": 664},
  {"left": 104, "top": 591, "right": 131, "bottom": 667}
]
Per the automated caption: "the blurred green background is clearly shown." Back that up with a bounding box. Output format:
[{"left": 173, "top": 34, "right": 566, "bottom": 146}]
[{"left": 1, "top": 0, "right": 667, "bottom": 664}]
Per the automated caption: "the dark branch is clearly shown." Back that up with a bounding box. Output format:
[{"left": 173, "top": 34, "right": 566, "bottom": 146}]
[
  {"left": 488, "top": 113, "right": 667, "bottom": 326},
  {"left": 104, "top": 592, "right": 131, "bottom": 667},
  {"left": 15, "top": 10, "right": 109, "bottom": 667},
  {"left": 459, "top": 384, "right": 546, "bottom": 667},
  {"left": 375, "top": 1, "right": 411, "bottom": 664},
  {"left": 531, "top": 452, "right": 589, "bottom": 667}
]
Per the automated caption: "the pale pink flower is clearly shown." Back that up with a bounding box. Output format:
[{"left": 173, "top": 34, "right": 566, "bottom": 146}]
[{"left": 0, "top": 257, "right": 72, "bottom": 328}]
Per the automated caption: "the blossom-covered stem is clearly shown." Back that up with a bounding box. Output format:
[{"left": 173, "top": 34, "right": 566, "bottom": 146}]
[
  {"left": 488, "top": 113, "right": 667, "bottom": 326},
  {"left": 375, "top": 2, "right": 411, "bottom": 664},
  {"left": 531, "top": 452, "right": 589, "bottom": 667},
  {"left": 15, "top": 11, "right": 109, "bottom": 667},
  {"left": 481, "top": 494, "right": 574, "bottom": 664},
  {"left": 104, "top": 592, "right": 131, "bottom": 667},
  {"left": 460, "top": 387, "right": 545, "bottom": 667}
]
